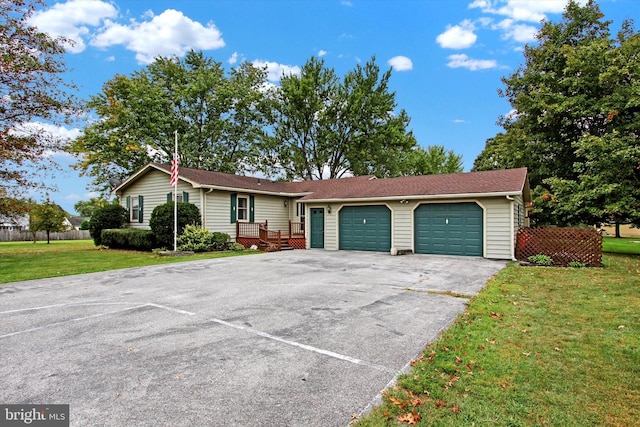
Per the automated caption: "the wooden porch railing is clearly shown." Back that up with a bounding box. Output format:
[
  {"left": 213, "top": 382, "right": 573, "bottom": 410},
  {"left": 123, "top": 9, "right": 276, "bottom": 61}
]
[
  {"left": 236, "top": 220, "right": 266, "bottom": 238},
  {"left": 259, "top": 222, "right": 281, "bottom": 251},
  {"left": 289, "top": 220, "right": 304, "bottom": 237}
]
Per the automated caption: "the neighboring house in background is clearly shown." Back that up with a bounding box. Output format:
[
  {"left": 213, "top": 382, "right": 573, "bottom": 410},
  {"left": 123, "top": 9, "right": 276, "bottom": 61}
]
[
  {"left": 64, "top": 217, "right": 89, "bottom": 231},
  {"left": 0, "top": 214, "right": 29, "bottom": 231},
  {"left": 112, "top": 163, "right": 531, "bottom": 260}
]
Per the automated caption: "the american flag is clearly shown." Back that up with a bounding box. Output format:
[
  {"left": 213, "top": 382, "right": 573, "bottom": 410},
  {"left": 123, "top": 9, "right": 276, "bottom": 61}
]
[{"left": 170, "top": 156, "right": 179, "bottom": 187}]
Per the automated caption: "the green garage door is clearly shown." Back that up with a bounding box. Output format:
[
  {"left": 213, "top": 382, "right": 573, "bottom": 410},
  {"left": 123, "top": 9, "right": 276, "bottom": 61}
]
[
  {"left": 414, "top": 203, "right": 483, "bottom": 256},
  {"left": 339, "top": 205, "right": 391, "bottom": 252}
]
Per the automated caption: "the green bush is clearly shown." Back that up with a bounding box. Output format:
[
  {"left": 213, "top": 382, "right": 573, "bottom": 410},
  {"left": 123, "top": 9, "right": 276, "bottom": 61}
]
[
  {"left": 176, "top": 227, "right": 233, "bottom": 252},
  {"left": 211, "top": 231, "right": 231, "bottom": 250},
  {"left": 228, "top": 242, "right": 246, "bottom": 251},
  {"left": 149, "top": 202, "right": 201, "bottom": 249},
  {"left": 528, "top": 254, "right": 553, "bottom": 266},
  {"left": 79, "top": 219, "right": 90, "bottom": 230},
  {"left": 89, "top": 204, "right": 128, "bottom": 246},
  {"left": 177, "top": 225, "right": 215, "bottom": 252},
  {"left": 568, "top": 261, "right": 587, "bottom": 268},
  {"left": 101, "top": 228, "right": 156, "bottom": 251}
]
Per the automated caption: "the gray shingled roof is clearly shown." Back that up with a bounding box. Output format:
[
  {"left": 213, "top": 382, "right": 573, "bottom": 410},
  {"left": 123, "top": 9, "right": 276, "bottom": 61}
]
[{"left": 145, "top": 163, "right": 529, "bottom": 200}]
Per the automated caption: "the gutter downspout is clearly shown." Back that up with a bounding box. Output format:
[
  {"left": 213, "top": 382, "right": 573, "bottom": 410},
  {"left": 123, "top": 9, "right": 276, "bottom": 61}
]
[{"left": 506, "top": 195, "right": 516, "bottom": 260}]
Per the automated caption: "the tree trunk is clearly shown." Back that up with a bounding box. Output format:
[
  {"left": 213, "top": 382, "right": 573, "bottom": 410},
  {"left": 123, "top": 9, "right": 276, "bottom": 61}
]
[
  {"left": 615, "top": 222, "right": 621, "bottom": 238},
  {"left": 46, "top": 230, "right": 51, "bottom": 244}
]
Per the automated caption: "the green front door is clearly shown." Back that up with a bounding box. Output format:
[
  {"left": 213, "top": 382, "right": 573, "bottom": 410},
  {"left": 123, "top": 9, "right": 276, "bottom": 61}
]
[
  {"left": 310, "top": 208, "right": 325, "bottom": 248},
  {"left": 414, "top": 203, "right": 483, "bottom": 256},
  {"left": 339, "top": 205, "right": 391, "bottom": 252}
]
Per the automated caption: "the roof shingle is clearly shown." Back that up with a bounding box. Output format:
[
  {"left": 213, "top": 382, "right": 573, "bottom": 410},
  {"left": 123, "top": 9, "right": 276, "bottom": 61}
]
[{"left": 149, "top": 163, "right": 528, "bottom": 200}]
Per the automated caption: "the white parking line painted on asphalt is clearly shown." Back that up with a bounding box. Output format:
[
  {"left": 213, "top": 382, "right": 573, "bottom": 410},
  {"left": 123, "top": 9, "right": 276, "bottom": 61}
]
[
  {"left": 0, "top": 304, "right": 150, "bottom": 339},
  {"left": 146, "top": 303, "right": 196, "bottom": 316},
  {"left": 209, "top": 317, "right": 395, "bottom": 374},
  {"left": 0, "top": 301, "right": 144, "bottom": 315}
]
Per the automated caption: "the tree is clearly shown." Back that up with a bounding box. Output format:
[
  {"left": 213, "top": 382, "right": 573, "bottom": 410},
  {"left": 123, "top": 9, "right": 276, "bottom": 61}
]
[
  {"left": 74, "top": 197, "right": 110, "bottom": 217},
  {"left": 260, "top": 56, "right": 418, "bottom": 180},
  {"left": 473, "top": 0, "right": 639, "bottom": 227},
  {"left": 1, "top": 0, "right": 80, "bottom": 215},
  {"left": 71, "top": 50, "right": 269, "bottom": 193},
  {"left": 400, "top": 145, "right": 463, "bottom": 176},
  {"left": 29, "top": 198, "right": 66, "bottom": 244}
]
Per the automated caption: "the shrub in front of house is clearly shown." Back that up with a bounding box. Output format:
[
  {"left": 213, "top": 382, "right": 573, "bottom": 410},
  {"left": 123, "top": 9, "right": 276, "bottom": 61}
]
[
  {"left": 211, "top": 231, "right": 231, "bottom": 250},
  {"left": 176, "top": 226, "right": 233, "bottom": 252},
  {"left": 177, "top": 225, "right": 215, "bottom": 252},
  {"left": 89, "top": 204, "right": 129, "bottom": 246},
  {"left": 80, "top": 219, "right": 90, "bottom": 230},
  {"left": 149, "top": 202, "right": 201, "bottom": 249},
  {"left": 101, "top": 228, "right": 156, "bottom": 251}
]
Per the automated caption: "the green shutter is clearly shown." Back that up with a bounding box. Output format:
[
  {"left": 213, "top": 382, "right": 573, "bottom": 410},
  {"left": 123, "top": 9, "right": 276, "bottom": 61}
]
[
  {"left": 138, "top": 195, "right": 144, "bottom": 223},
  {"left": 125, "top": 196, "right": 130, "bottom": 219},
  {"left": 249, "top": 195, "right": 255, "bottom": 223},
  {"left": 183, "top": 191, "right": 189, "bottom": 203},
  {"left": 230, "top": 193, "right": 237, "bottom": 223},
  {"left": 167, "top": 192, "right": 172, "bottom": 202}
]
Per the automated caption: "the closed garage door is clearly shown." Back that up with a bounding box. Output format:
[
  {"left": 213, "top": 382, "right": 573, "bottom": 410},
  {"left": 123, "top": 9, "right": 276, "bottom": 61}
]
[
  {"left": 414, "top": 203, "right": 483, "bottom": 256},
  {"left": 339, "top": 205, "right": 391, "bottom": 252}
]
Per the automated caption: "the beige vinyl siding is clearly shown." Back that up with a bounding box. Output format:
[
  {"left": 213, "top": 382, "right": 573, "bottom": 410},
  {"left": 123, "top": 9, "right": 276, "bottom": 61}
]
[
  {"left": 392, "top": 202, "right": 413, "bottom": 250},
  {"left": 120, "top": 170, "right": 200, "bottom": 229},
  {"left": 253, "top": 194, "right": 290, "bottom": 231},
  {"left": 324, "top": 207, "right": 338, "bottom": 250},
  {"left": 203, "top": 190, "right": 236, "bottom": 236},
  {"left": 482, "top": 197, "right": 513, "bottom": 259},
  {"left": 203, "top": 191, "right": 293, "bottom": 240}
]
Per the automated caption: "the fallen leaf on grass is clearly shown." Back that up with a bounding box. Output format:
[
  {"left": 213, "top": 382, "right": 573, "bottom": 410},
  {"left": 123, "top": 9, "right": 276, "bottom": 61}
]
[
  {"left": 397, "top": 409, "right": 421, "bottom": 425},
  {"left": 435, "top": 400, "right": 446, "bottom": 408},
  {"left": 452, "top": 404, "right": 461, "bottom": 413}
]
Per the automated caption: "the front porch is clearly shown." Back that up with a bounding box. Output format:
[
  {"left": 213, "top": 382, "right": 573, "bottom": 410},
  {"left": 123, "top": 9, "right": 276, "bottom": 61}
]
[{"left": 236, "top": 220, "right": 306, "bottom": 251}]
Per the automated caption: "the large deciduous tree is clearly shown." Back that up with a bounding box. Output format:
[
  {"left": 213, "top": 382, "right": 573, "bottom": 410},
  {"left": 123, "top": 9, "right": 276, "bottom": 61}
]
[
  {"left": 260, "top": 56, "right": 418, "bottom": 180},
  {"left": 71, "top": 50, "right": 270, "bottom": 192},
  {"left": 473, "top": 0, "right": 639, "bottom": 227},
  {"left": 1, "top": 0, "right": 79, "bottom": 216}
]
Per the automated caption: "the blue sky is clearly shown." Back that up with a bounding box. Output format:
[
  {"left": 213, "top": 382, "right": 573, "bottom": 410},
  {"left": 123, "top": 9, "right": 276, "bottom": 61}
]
[{"left": 27, "top": 0, "right": 635, "bottom": 215}]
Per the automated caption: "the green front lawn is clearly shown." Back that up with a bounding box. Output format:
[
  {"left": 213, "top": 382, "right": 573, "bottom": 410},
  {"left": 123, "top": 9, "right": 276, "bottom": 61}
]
[
  {"left": 354, "top": 253, "right": 640, "bottom": 426},
  {"left": 0, "top": 240, "right": 258, "bottom": 284}
]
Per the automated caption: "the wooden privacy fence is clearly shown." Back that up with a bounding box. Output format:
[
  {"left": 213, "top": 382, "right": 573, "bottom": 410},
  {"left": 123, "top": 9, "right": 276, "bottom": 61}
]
[
  {"left": 0, "top": 230, "right": 91, "bottom": 242},
  {"left": 516, "top": 227, "right": 602, "bottom": 267}
]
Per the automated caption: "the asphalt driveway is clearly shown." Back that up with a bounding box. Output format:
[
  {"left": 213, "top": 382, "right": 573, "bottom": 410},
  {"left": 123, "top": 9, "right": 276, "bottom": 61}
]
[{"left": 0, "top": 250, "right": 506, "bottom": 426}]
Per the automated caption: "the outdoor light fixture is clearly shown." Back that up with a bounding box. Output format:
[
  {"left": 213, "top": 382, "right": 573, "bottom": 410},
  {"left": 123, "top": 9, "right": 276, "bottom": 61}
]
[
  {"left": 284, "top": 200, "right": 288, "bottom": 207},
  {"left": 327, "top": 205, "right": 332, "bottom": 214}
]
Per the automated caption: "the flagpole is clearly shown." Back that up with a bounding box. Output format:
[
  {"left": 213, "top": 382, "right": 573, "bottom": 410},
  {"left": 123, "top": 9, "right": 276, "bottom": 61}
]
[{"left": 173, "top": 130, "right": 178, "bottom": 252}]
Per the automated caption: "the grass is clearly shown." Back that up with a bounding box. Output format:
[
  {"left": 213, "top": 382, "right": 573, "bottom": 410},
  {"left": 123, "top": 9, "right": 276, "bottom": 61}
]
[
  {"left": 603, "top": 236, "right": 640, "bottom": 255},
  {"left": 0, "top": 240, "right": 259, "bottom": 284},
  {"left": 355, "top": 252, "right": 640, "bottom": 427}
]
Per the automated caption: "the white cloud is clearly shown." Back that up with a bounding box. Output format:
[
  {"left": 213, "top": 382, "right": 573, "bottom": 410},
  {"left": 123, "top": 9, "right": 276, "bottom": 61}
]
[
  {"left": 469, "top": 0, "right": 584, "bottom": 23},
  {"left": 446, "top": 54, "right": 497, "bottom": 71},
  {"left": 252, "top": 60, "right": 301, "bottom": 82},
  {"left": 91, "top": 9, "right": 225, "bottom": 64},
  {"left": 452, "top": 119, "right": 469, "bottom": 124},
  {"left": 228, "top": 52, "right": 239, "bottom": 64},
  {"left": 436, "top": 20, "right": 477, "bottom": 49},
  {"left": 387, "top": 55, "right": 413, "bottom": 72},
  {"left": 10, "top": 122, "right": 82, "bottom": 158},
  {"left": 318, "top": 49, "right": 328, "bottom": 57},
  {"left": 106, "top": 55, "right": 115, "bottom": 62},
  {"left": 341, "top": 1, "right": 353, "bottom": 6},
  {"left": 29, "top": 0, "right": 118, "bottom": 53}
]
